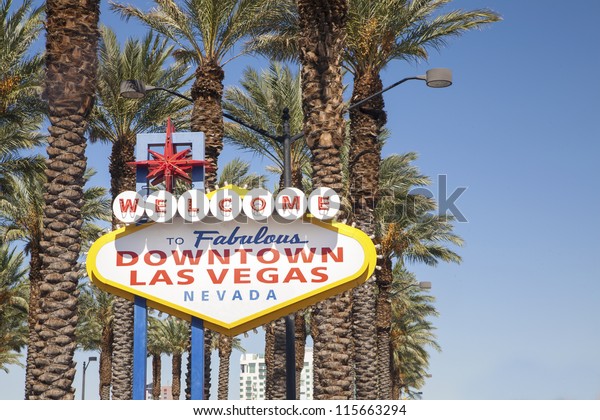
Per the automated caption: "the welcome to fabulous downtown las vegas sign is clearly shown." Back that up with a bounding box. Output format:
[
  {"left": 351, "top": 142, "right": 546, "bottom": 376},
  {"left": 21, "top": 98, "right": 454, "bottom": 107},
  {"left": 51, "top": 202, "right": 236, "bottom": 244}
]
[{"left": 86, "top": 125, "right": 376, "bottom": 336}]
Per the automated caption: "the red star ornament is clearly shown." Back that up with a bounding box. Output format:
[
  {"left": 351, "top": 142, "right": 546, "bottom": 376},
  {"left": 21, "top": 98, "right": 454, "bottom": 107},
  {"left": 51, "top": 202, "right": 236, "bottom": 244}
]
[{"left": 128, "top": 118, "right": 210, "bottom": 193}]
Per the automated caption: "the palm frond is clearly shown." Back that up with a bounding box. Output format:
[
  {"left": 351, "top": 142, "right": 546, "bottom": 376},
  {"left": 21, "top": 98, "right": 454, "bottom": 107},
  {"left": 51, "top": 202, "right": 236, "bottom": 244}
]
[
  {"left": 223, "top": 61, "right": 308, "bottom": 186},
  {"left": 218, "top": 158, "right": 267, "bottom": 188},
  {"left": 88, "top": 26, "right": 193, "bottom": 146},
  {"left": 345, "top": 0, "right": 500, "bottom": 72},
  {"left": 111, "top": 0, "right": 284, "bottom": 66}
]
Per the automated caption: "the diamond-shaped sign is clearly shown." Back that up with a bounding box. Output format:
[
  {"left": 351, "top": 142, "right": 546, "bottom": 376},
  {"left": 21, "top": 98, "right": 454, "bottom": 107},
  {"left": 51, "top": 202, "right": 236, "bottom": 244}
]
[{"left": 87, "top": 215, "right": 375, "bottom": 336}]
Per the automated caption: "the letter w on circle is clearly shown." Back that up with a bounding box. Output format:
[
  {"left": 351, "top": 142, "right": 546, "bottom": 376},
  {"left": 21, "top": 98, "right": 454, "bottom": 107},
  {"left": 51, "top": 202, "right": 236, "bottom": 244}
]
[{"left": 119, "top": 198, "right": 139, "bottom": 213}]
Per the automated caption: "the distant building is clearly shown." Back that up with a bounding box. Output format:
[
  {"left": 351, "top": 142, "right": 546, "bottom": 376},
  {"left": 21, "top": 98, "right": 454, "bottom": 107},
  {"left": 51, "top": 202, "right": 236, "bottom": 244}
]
[
  {"left": 239, "top": 348, "right": 313, "bottom": 400},
  {"left": 299, "top": 348, "right": 313, "bottom": 400},
  {"left": 145, "top": 384, "right": 173, "bottom": 400},
  {"left": 239, "top": 353, "right": 266, "bottom": 399}
]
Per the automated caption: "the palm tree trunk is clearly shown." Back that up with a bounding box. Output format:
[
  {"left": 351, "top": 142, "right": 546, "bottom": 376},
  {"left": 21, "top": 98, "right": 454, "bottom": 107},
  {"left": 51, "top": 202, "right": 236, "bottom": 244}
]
[
  {"left": 30, "top": 0, "right": 99, "bottom": 399},
  {"left": 24, "top": 243, "right": 41, "bottom": 399},
  {"left": 349, "top": 70, "right": 386, "bottom": 399},
  {"left": 172, "top": 353, "right": 182, "bottom": 400},
  {"left": 151, "top": 353, "right": 161, "bottom": 400},
  {"left": 265, "top": 318, "right": 286, "bottom": 399},
  {"left": 183, "top": 334, "right": 191, "bottom": 400},
  {"left": 109, "top": 137, "right": 137, "bottom": 400},
  {"left": 391, "top": 373, "right": 401, "bottom": 400},
  {"left": 264, "top": 322, "right": 275, "bottom": 399},
  {"left": 375, "top": 258, "right": 394, "bottom": 399},
  {"left": 298, "top": 0, "right": 347, "bottom": 193},
  {"left": 204, "top": 329, "right": 213, "bottom": 399},
  {"left": 298, "top": 0, "right": 350, "bottom": 400},
  {"left": 352, "top": 281, "right": 377, "bottom": 398},
  {"left": 99, "top": 322, "right": 113, "bottom": 400},
  {"left": 217, "top": 334, "right": 232, "bottom": 399},
  {"left": 294, "top": 311, "right": 307, "bottom": 399},
  {"left": 190, "top": 60, "right": 224, "bottom": 189},
  {"left": 111, "top": 298, "right": 133, "bottom": 399},
  {"left": 109, "top": 137, "right": 136, "bottom": 204}
]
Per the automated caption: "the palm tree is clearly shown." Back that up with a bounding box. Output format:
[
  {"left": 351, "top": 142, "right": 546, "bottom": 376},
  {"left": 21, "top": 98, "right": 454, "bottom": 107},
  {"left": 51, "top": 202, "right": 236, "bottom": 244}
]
[
  {"left": 0, "top": 0, "right": 45, "bottom": 212},
  {"left": 223, "top": 62, "right": 308, "bottom": 190},
  {"left": 344, "top": 0, "right": 501, "bottom": 209},
  {"left": 217, "top": 158, "right": 267, "bottom": 190},
  {"left": 0, "top": 170, "right": 43, "bottom": 395},
  {"left": 0, "top": 242, "right": 28, "bottom": 373},
  {"left": 296, "top": 0, "right": 351, "bottom": 400},
  {"left": 76, "top": 282, "right": 114, "bottom": 400},
  {"left": 0, "top": 165, "right": 110, "bottom": 395},
  {"left": 375, "top": 152, "right": 462, "bottom": 398},
  {"left": 111, "top": 0, "right": 281, "bottom": 189},
  {"left": 147, "top": 316, "right": 168, "bottom": 400},
  {"left": 29, "top": 0, "right": 101, "bottom": 399},
  {"left": 0, "top": 0, "right": 45, "bottom": 192},
  {"left": 0, "top": 2, "right": 45, "bottom": 320},
  {"left": 213, "top": 332, "right": 244, "bottom": 400},
  {"left": 251, "top": 0, "right": 353, "bottom": 399},
  {"left": 389, "top": 266, "right": 440, "bottom": 399},
  {"left": 88, "top": 25, "right": 192, "bottom": 401},
  {"left": 179, "top": 316, "right": 246, "bottom": 401},
  {"left": 0, "top": 168, "right": 110, "bottom": 397},
  {"left": 154, "top": 316, "right": 189, "bottom": 400},
  {"left": 216, "top": 334, "right": 232, "bottom": 400},
  {"left": 223, "top": 64, "right": 308, "bottom": 398},
  {"left": 345, "top": 0, "right": 498, "bottom": 398}
]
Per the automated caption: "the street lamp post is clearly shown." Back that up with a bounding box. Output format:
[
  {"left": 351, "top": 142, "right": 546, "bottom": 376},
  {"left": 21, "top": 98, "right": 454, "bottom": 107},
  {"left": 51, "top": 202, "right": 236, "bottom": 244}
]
[
  {"left": 120, "top": 68, "right": 452, "bottom": 184},
  {"left": 119, "top": 67, "right": 451, "bottom": 400},
  {"left": 348, "top": 69, "right": 452, "bottom": 111},
  {"left": 120, "top": 81, "right": 280, "bottom": 143},
  {"left": 395, "top": 280, "right": 432, "bottom": 294},
  {"left": 81, "top": 356, "right": 97, "bottom": 400},
  {"left": 120, "top": 67, "right": 452, "bottom": 145}
]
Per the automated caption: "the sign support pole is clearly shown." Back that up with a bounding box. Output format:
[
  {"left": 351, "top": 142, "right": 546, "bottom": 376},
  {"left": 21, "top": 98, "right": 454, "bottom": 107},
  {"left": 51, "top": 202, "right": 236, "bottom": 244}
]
[
  {"left": 190, "top": 317, "right": 205, "bottom": 400},
  {"left": 282, "top": 108, "right": 297, "bottom": 400},
  {"left": 132, "top": 296, "right": 147, "bottom": 400}
]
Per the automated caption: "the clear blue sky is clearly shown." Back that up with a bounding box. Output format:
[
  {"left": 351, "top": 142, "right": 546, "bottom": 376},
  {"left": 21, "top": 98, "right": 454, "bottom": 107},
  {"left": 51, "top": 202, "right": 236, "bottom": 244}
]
[{"left": 2, "top": 0, "right": 599, "bottom": 400}]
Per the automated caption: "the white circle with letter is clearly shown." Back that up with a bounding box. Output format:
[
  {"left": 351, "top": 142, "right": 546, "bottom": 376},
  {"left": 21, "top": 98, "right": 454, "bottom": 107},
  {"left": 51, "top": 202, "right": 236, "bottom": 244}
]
[
  {"left": 178, "top": 189, "right": 209, "bottom": 222},
  {"left": 243, "top": 188, "right": 274, "bottom": 221},
  {"left": 113, "top": 191, "right": 144, "bottom": 224},
  {"left": 308, "top": 187, "right": 340, "bottom": 220},
  {"left": 145, "top": 191, "right": 176, "bottom": 223},
  {"left": 275, "top": 188, "right": 307, "bottom": 220},
  {"left": 210, "top": 189, "right": 242, "bottom": 221}
]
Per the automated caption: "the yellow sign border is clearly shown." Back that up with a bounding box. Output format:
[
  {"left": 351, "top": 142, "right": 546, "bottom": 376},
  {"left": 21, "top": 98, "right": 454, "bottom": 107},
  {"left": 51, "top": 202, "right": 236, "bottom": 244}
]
[{"left": 87, "top": 189, "right": 376, "bottom": 336}]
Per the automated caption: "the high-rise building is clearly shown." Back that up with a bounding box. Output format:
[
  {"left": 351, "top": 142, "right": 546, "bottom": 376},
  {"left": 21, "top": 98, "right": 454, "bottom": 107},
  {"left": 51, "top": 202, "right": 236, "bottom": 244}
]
[
  {"left": 239, "top": 348, "right": 313, "bottom": 400},
  {"left": 299, "top": 347, "right": 313, "bottom": 400},
  {"left": 239, "top": 353, "right": 266, "bottom": 400}
]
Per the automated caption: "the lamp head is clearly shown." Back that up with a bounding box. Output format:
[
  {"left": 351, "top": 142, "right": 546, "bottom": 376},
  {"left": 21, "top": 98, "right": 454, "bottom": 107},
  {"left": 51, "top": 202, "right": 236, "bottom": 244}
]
[
  {"left": 418, "top": 281, "right": 432, "bottom": 290},
  {"left": 120, "top": 80, "right": 150, "bottom": 99},
  {"left": 88, "top": 356, "right": 98, "bottom": 362},
  {"left": 425, "top": 68, "right": 452, "bottom": 88}
]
